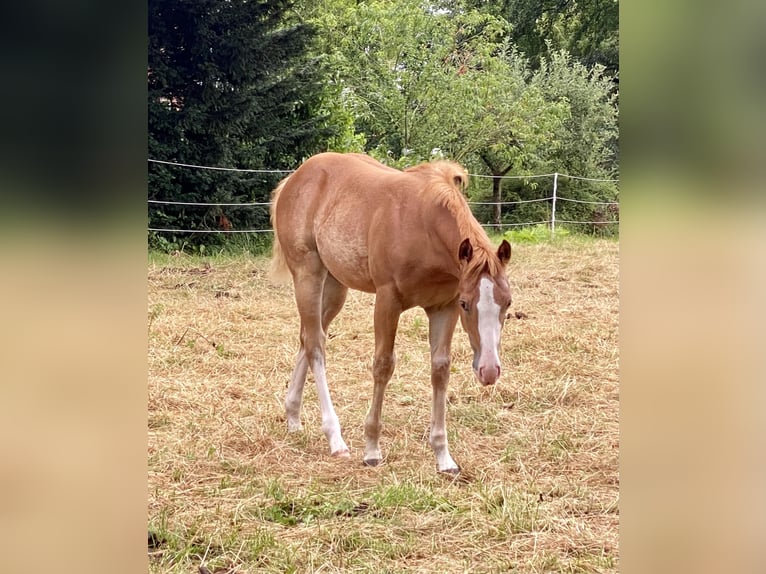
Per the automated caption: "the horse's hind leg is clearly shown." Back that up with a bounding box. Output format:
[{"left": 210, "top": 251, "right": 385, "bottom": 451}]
[
  {"left": 285, "top": 274, "right": 348, "bottom": 432},
  {"left": 320, "top": 274, "right": 349, "bottom": 334},
  {"left": 288, "top": 262, "right": 350, "bottom": 456},
  {"left": 285, "top": 347, "right": 309, "bottom": 432}
]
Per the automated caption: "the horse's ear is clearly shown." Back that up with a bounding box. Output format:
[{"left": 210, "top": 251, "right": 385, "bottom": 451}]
[
  {"left": 453, "top": 174, "right": 465, "bottom": 190},
  {"left": 497, "top": 239, "right": 512, "bottom": 266},
  {"left": 459, "top": 238, "right": 473, "bottom": 263}
]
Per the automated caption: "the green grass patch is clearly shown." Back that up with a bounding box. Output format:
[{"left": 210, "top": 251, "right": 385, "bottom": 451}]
[
  {"left": 476, "top": 484, "right": 544, "bottom": 534},
  {"left": 149, "top": 230, "right": 274, "bottom": 257},
  {"left": 372, "top": 480, "right": 459, "bottom": 514},
  {"left": 501, "top": 223, "right": 569, "bottom": 243},
  {"left": 249, "top": 478, "right": 459, "bottom": 527}
]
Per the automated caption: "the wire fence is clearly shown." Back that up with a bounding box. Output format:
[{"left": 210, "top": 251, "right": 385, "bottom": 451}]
[{"left": 148, "top": 158, "right": 619, "bottom": 236}]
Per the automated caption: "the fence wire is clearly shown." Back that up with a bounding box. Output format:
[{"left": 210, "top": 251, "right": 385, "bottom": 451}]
[{"left": 148, "top": 158, "right": 618, "bottom": 234}]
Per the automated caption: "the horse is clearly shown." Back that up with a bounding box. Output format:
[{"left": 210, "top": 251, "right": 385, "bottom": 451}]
[{"left": 269, "top": 152, "right": 513, "bottom": 473}]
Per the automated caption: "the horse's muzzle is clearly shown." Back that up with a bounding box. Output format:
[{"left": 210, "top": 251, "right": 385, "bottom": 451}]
[{"left": 474, "top": 364, "right": 500, "bottom": 386}]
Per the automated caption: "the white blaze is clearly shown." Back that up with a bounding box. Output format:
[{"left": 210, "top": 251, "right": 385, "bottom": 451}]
[{"left": 476, "top": 277, "right": 501, "bottom": 370}]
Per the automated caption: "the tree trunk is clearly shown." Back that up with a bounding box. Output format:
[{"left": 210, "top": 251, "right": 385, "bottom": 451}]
[
  {"left": 479, "top": 153, "right": 512, "bottom": 229},
  {"left": 492, "top": 176, "right": 502, "bottom": 226}
]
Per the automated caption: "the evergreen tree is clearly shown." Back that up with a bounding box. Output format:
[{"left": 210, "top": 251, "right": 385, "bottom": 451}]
[{"left": 148, "top": 0, "right": 331, "bottom": 246}]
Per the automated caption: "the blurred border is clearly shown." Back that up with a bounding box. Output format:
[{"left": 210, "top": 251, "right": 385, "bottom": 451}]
[
  {"left": 0, "top": 2, "right": 148, "bottom": 573},
  {"left": 621, "top": 1, "right": 766, "bottom": 572}
]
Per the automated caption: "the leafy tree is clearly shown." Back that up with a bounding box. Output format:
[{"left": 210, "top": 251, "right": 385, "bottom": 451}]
[
  {"left": 148, "top": 0, "right": 332, "bottom": 247},
  {"left": 478, "top": 48, "right": 618, "bottom": 229},
  {"left": 460, "top": 0, "right": 619, "bottom": 76},
  {"left": 305, "top": 0, "right": 469, "bottom": 162},
  {"left": 532, "top": 49, "right": 618, "bottom": 177},
  {"left": 299, "top": 0, "right": 616, "bottom": 228},
  {"left": 299, "top": 0, "right": 549, "bottom": 167}
]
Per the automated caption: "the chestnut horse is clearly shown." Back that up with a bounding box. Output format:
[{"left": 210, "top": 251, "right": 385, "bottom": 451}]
[{"left": 270, "top": 152, "right": 512, "bottom": 473}]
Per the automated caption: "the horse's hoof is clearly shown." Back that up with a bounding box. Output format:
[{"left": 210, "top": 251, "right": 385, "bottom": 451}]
[
  {"left": 439, "top": 466, "right": 461, "bottom": 476},
  {"left": 331, "top": 448, "right": 351, "bottom": 458},
  {"left": 363, "top": 458, "right": 381, "bottom": 467}
]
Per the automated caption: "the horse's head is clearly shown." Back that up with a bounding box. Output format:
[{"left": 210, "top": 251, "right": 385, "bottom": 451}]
[{"left": 457, "top": 238, "right": 513, "bottom": 386}]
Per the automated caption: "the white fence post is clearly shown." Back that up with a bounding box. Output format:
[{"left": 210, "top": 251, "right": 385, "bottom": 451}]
[{"left": 551, "top": 172, "right": 559, "bottom": 239}]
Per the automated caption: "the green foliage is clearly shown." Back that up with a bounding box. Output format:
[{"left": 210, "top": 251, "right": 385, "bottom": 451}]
[
  {"left": 148, "top": 0, "right": 619, "bottom": 246},
  {"left": 148, "top": 229, "right": 273, "bottom": 257},
  {"left": 148, "top": 0, "right": 333, "bottom": 246},
  {"left": 502, "top": 224, "right": 569, "bottom": 243},
  {"left": 531, "top": 49, "right": 619, "bottom": 177},
  {"left": 296, "top": 0, "right": 617, "bottom": 232},
  {"left": 461, "top": 0, "right": 619, "bottom": 76},
  {"left": 469, "top": 47, "right": 618, "bottom": 228},
  {"left": 372, "top": 481, "right": 459, "bottom": 513},
  {"left": 302, "top": 0, "right": 545, "bottom": 167}
]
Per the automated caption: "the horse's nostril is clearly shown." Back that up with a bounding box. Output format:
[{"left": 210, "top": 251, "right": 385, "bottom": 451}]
[{"left": 479, "top": 365, "right": 500, "bottom": 384}]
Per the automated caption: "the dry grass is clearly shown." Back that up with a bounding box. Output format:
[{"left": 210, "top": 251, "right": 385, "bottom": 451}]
[{"left": 148, "top": 236, "right": 619, "bottom": 573}]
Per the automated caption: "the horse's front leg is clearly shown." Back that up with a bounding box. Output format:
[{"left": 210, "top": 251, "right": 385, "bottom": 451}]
[
  {"left": 363, "top": 289, "right": 401, "bottom": 466},
  {"left": 426, "top": 304, "right": 461, "bottom": 474}
]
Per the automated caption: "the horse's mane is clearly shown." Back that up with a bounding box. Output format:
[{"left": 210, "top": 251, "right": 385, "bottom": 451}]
[{"left": 405, "top": 161, "right": 504, "bottom": 279}]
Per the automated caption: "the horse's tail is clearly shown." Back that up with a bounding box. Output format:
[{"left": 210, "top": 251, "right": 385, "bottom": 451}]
[{"left": 269, "top": 175, "right": 292, "bottom": 283}]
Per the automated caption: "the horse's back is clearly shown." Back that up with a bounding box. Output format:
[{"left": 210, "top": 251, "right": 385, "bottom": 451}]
[{"left": 272, "top": 153, "right": 464, "bottom": 300}]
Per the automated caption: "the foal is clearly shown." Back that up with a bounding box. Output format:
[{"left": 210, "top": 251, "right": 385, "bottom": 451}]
[{"left": 270, "top": 152, "right": 512, "bottom": 473}]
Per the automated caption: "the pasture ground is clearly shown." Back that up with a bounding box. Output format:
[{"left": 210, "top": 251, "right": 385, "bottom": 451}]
[{"left": 148, "top": 236, "right": 619, "bottom": 573}]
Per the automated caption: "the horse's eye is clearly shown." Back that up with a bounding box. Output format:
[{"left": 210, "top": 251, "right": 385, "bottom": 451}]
[{"left": 459, "top": 300, "right": 469, "bottom": 311}]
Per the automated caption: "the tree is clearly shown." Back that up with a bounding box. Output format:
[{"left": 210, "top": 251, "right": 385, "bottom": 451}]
[
  {"left": 148, "top": 0, "right": 333, "bottom": 246},
  {"left": 305, "top": 0, "right": 471, "bottom": 162},
  {"left": 461, "top": 0, "right": 619, "bottom": 77},
  {"left": 478, "top": 48, "right": 619, "bottom": 228},
  {"left": 298, "top": 1, "right": 564, "bottom": 221},
  {"left": 295, "top": 0, "right": 618, "bottom": 230},
  {"left": 298, "top": 0, "right": 558, "bottom": 168},
  {"left": 532, "top": 50, "right": 617, "bottom": 175}
]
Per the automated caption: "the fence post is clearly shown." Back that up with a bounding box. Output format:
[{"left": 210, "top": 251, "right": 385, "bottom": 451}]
[{"left": 551, "top": 172, "right": 558, "bottom": 239}]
